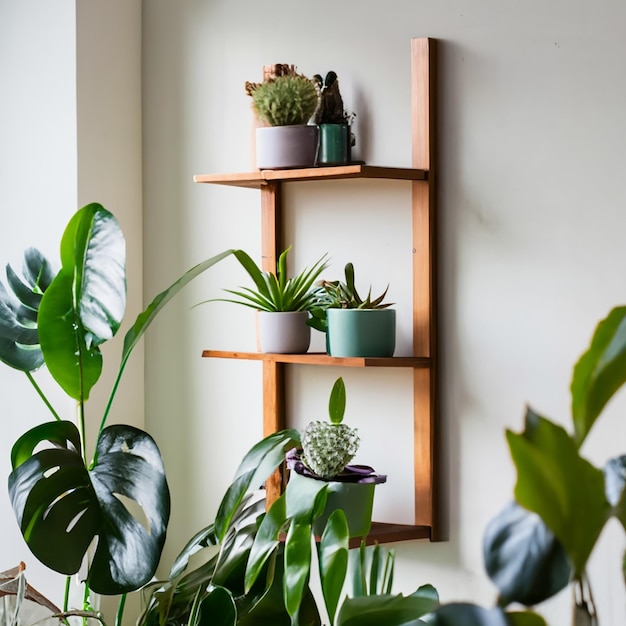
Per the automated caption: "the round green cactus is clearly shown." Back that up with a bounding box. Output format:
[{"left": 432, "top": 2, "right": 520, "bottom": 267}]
[{"left": 252, "top": 75, "right": 319, "bottom": 126}]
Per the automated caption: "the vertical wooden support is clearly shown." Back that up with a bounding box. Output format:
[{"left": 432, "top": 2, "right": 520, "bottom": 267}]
[
  {"left": 411, "top": 38, "right": 438, "bottom": 536},
  {"left": 260, "top": 182, "right": 287, "bottom": 504}
]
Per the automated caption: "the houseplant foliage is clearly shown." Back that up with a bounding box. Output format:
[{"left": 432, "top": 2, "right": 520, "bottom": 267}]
[
  {"left": 0, "top": 203, "right": 234, "bottom": 612},
  {"left": 139, "top": 402, "right": 435, "bottom": 626},
  {"left": 207, "top": 246, "right": 329, "bottom": 313},
  {"left": 308, "top": 262, "right": 395, "bottom": 357},
  {"left": 428, "top": 305, "right": 626, "bottom": 625}
]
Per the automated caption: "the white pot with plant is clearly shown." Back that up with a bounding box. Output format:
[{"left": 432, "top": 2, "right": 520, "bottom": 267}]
[
  {"left": 199, "top": 246, "right": 329, "bottom": 353},
  {"left": 246, "top": 68, "right": 320, "bottom": 170}
]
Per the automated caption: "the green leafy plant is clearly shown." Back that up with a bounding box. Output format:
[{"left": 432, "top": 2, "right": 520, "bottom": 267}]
[
  {"left": 427, "top": 305, "right": 626, "bottom": 625},
  {"left": 0, "top": 203, "right": 235, "bottom": 622},
  {"left": 248, "top": 73, "right": 319, "bottom": 127},
  {"left": 202, "top": 246, "right": 329, "bottom": 313},
  {"left": 308, "top": 262, "right": 394, "bottom": 332},
  {"left": 138, "top": 417, "right": 437, "bottom": 626}
]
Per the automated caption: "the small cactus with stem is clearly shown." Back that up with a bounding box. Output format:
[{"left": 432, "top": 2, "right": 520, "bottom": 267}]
[{"left": 301, "top": 377, "right": 360, "bottom": 479}]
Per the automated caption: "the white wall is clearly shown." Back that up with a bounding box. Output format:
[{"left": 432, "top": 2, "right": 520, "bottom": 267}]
[
  {"left": 142, "top": 0, "right": 626, "bottom": 623},
  {"left": 0, "top": 0, "right": 143, "bottom": 612}
]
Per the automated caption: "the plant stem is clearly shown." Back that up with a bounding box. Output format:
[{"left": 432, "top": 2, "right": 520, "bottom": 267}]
[
  {"left": 115, "top": 593, "right": 127, "bottom": 626},
  {"left": 77, "top": 400, "right": 87, "bottom": 463},
  {"left": 26, "top": 371, "right": 62, "bottom": 421},
  {"left": 63, "top": 576, "right": 71, "bottom": 612},
  {"left": 573, "top": 573, "right": 598, "bottom": 625}
]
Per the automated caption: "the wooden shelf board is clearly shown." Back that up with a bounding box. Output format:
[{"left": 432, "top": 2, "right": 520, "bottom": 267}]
[
  {"left": 350, "top": 522, "right": 432, "bottom": 547},
  {"left": 202, "top": 350, "right": 431, "bottom": 368},
  {"left": 193, "top": 164, "right": 428, "bottom": 188}
]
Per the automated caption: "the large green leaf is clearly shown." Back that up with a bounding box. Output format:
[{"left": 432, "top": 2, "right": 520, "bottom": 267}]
[
  {"left": 507, "top": 408, "right": 610, "bottom": 575},
  {"left": 506, "top": 613, "right": 548, "bottom": 626},
  {"left": 38, "top": 204, "right": 126, "bottom": 400},
  {"left": 284, "top": 522, "right": 313, "bottom": 618},
  {"left": 318, "top": 509, "right": 349, "bottom": 624},
  {"left": 195, "top": 586, "right": 236, "bottom": 626},
  {"left": 215, "top": 428, "right": 300, "bottom": 541},
  {"left": 244, "top": 494, "right": 287, "bottom": 592},
  {"left": 8, "top": 421, "right": 98, "bottom": 574},
  {"left": 8, "top": 421, "right": 170, "bottom": 595},
  {"left": 483, "top": 501, "right": 571, "bottom": 606},
  {"left": 337, "top": 592, "right": 439, "bottom": 626},
  {"left": 0, "top": 248, "right": 55, "bottom": 371},
  {"left": 88, "top": 424, "right": 170, "bottom": 594},
  {"left": 571, "top": 306, "right": 626, "bottom": 446}
]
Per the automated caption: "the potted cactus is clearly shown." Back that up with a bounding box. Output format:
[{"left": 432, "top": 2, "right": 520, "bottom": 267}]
[
  {"left": 246, "top": 65, "right": 320, "bottom": 170},
  {"left": 308, "top": 262, "right": 396, "bottom": 357},
  {"left": 286, "top": 376, "right": 387, "bottom": 537}
]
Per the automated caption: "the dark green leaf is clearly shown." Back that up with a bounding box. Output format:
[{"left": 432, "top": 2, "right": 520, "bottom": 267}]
[
  {"left": 0, "top": 248, "right": 55, "bottom": 371},
  {"left": 215, "top": 428, "right": 300, "bottom": 540},
  {"left": 8, "top": 421, "right": 98, "bottom": 574},
  {"left": 428, "top": 603, "right": 508, "bottom": 626},
  {"left": 483, "top": 501, "right": 571, "bottom": 606},
  {"left": 195, "top": 586, "right": 236, "bottom": 626},
  {"left": 328, "top": 377, "right": 346, "bottom": 425},
  {"left": 319, "top": 509, "right": 349, "bottom": 624},
  {"left": 88, "top": 424, "right": 170, "bottom": 594},
  {"left": 11, "top": 421, "right": 172, "bottom": 595},
  {"left": 337, "top": 593, "right": 439, "bottom": 626},
  {"left": 604, "top": 455, "right": 626, "bottom": 528},
  {"left": 284, "top": 522, "right": 312, "bottom": 617},
  {"left": 571, "top": 306, "right": 626, "bottom": 446},
  {"left": 244, "top": 494, "right": 287, "bottom": 592},
  {"left": 507, "top": 408, "right": 610, "bottom": 575}
]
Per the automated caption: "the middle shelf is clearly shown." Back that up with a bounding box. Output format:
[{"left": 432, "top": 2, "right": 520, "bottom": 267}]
[{"left": 202, "top": 350, "right": 431, "bottom": 368}]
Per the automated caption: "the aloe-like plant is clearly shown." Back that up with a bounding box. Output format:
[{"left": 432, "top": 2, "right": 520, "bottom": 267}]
[
  {"left": 0, "top": 203, "right": 235, "bottom": 622},
  {"left": 203, "top": 246, "right": 329, "bottom": 313},
  {"left": 249, "top": 73, "right": 319, "bottom": 127},
  {"left": 308, "top": 262, "right": 394, "bottom": 332}
]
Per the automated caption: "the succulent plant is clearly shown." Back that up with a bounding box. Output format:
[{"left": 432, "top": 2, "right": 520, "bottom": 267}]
[
  {"left": 308, "top": 262, "right": 394, "bottom": 332},
  {"left": 250, "top": 74, "right": 319, "bottom": 126},
  {"left": 301, "top": 377, "right": 360, "bottom": 478}
]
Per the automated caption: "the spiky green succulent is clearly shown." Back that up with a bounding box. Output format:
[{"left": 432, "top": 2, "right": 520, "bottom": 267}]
[
  {"left": 301, "top": 377, "right": 360, "bottom": 478},
  {"left": 252, "top": 75, "right": 319, "bottom": 126}
]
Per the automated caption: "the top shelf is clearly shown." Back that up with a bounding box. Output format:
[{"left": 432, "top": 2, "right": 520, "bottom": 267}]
[{"left": 193, "top": 164, "right": 428, "bottom": 189}]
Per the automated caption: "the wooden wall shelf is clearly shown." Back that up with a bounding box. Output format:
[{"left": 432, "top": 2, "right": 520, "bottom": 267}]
[{"left": 197, "top": 37, "right": 439, "bottom": 544}]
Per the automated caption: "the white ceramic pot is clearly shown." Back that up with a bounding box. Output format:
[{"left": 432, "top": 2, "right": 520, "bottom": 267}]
[
  {"left": 257, "top": 311, "right": 311, "bottom": 354},
  {"left": 255, "top": 125, "right": 319, "bottom": 170}
]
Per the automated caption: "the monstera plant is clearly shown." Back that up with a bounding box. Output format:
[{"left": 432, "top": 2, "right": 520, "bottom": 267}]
[{"left": 0, "top": 203, "right": 234, "bottom": 622}]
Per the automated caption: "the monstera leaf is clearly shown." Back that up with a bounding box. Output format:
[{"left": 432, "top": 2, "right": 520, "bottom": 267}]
[
  {"left": 8, "top": 420, "right": 169, "bottom": 595},
  {"left": 38, "top": 203, "right": 126, "bottom": 401},
  {"left": 0, "top": 247, "right": 56, "bottom": 372}
]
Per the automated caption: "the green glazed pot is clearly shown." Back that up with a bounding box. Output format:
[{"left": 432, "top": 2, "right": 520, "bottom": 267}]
[
  {"left": 289, "top": 471, "right": 376, "bottom": 538},
  {"left": 318, "top": 123, "right": 350, "bottom": 165},
  {"left": 326, "top": 308, "right": 396, "bottom": 357}
]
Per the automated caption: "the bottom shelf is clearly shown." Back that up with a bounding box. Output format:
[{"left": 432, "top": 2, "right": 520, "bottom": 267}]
[{"left": 350, "top": 521, "right": 432, "bottom": 547}]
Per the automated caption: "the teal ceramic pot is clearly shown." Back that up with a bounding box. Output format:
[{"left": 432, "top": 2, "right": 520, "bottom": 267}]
[
  {"left": 326, "top": 308, "right": 396, "bottom": 357},
  {"left": 318, "top": 123, "right": 349, "bottom": 165},
  {"left": 289, "top": 471, "right": 376, "bottom": 538}
]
